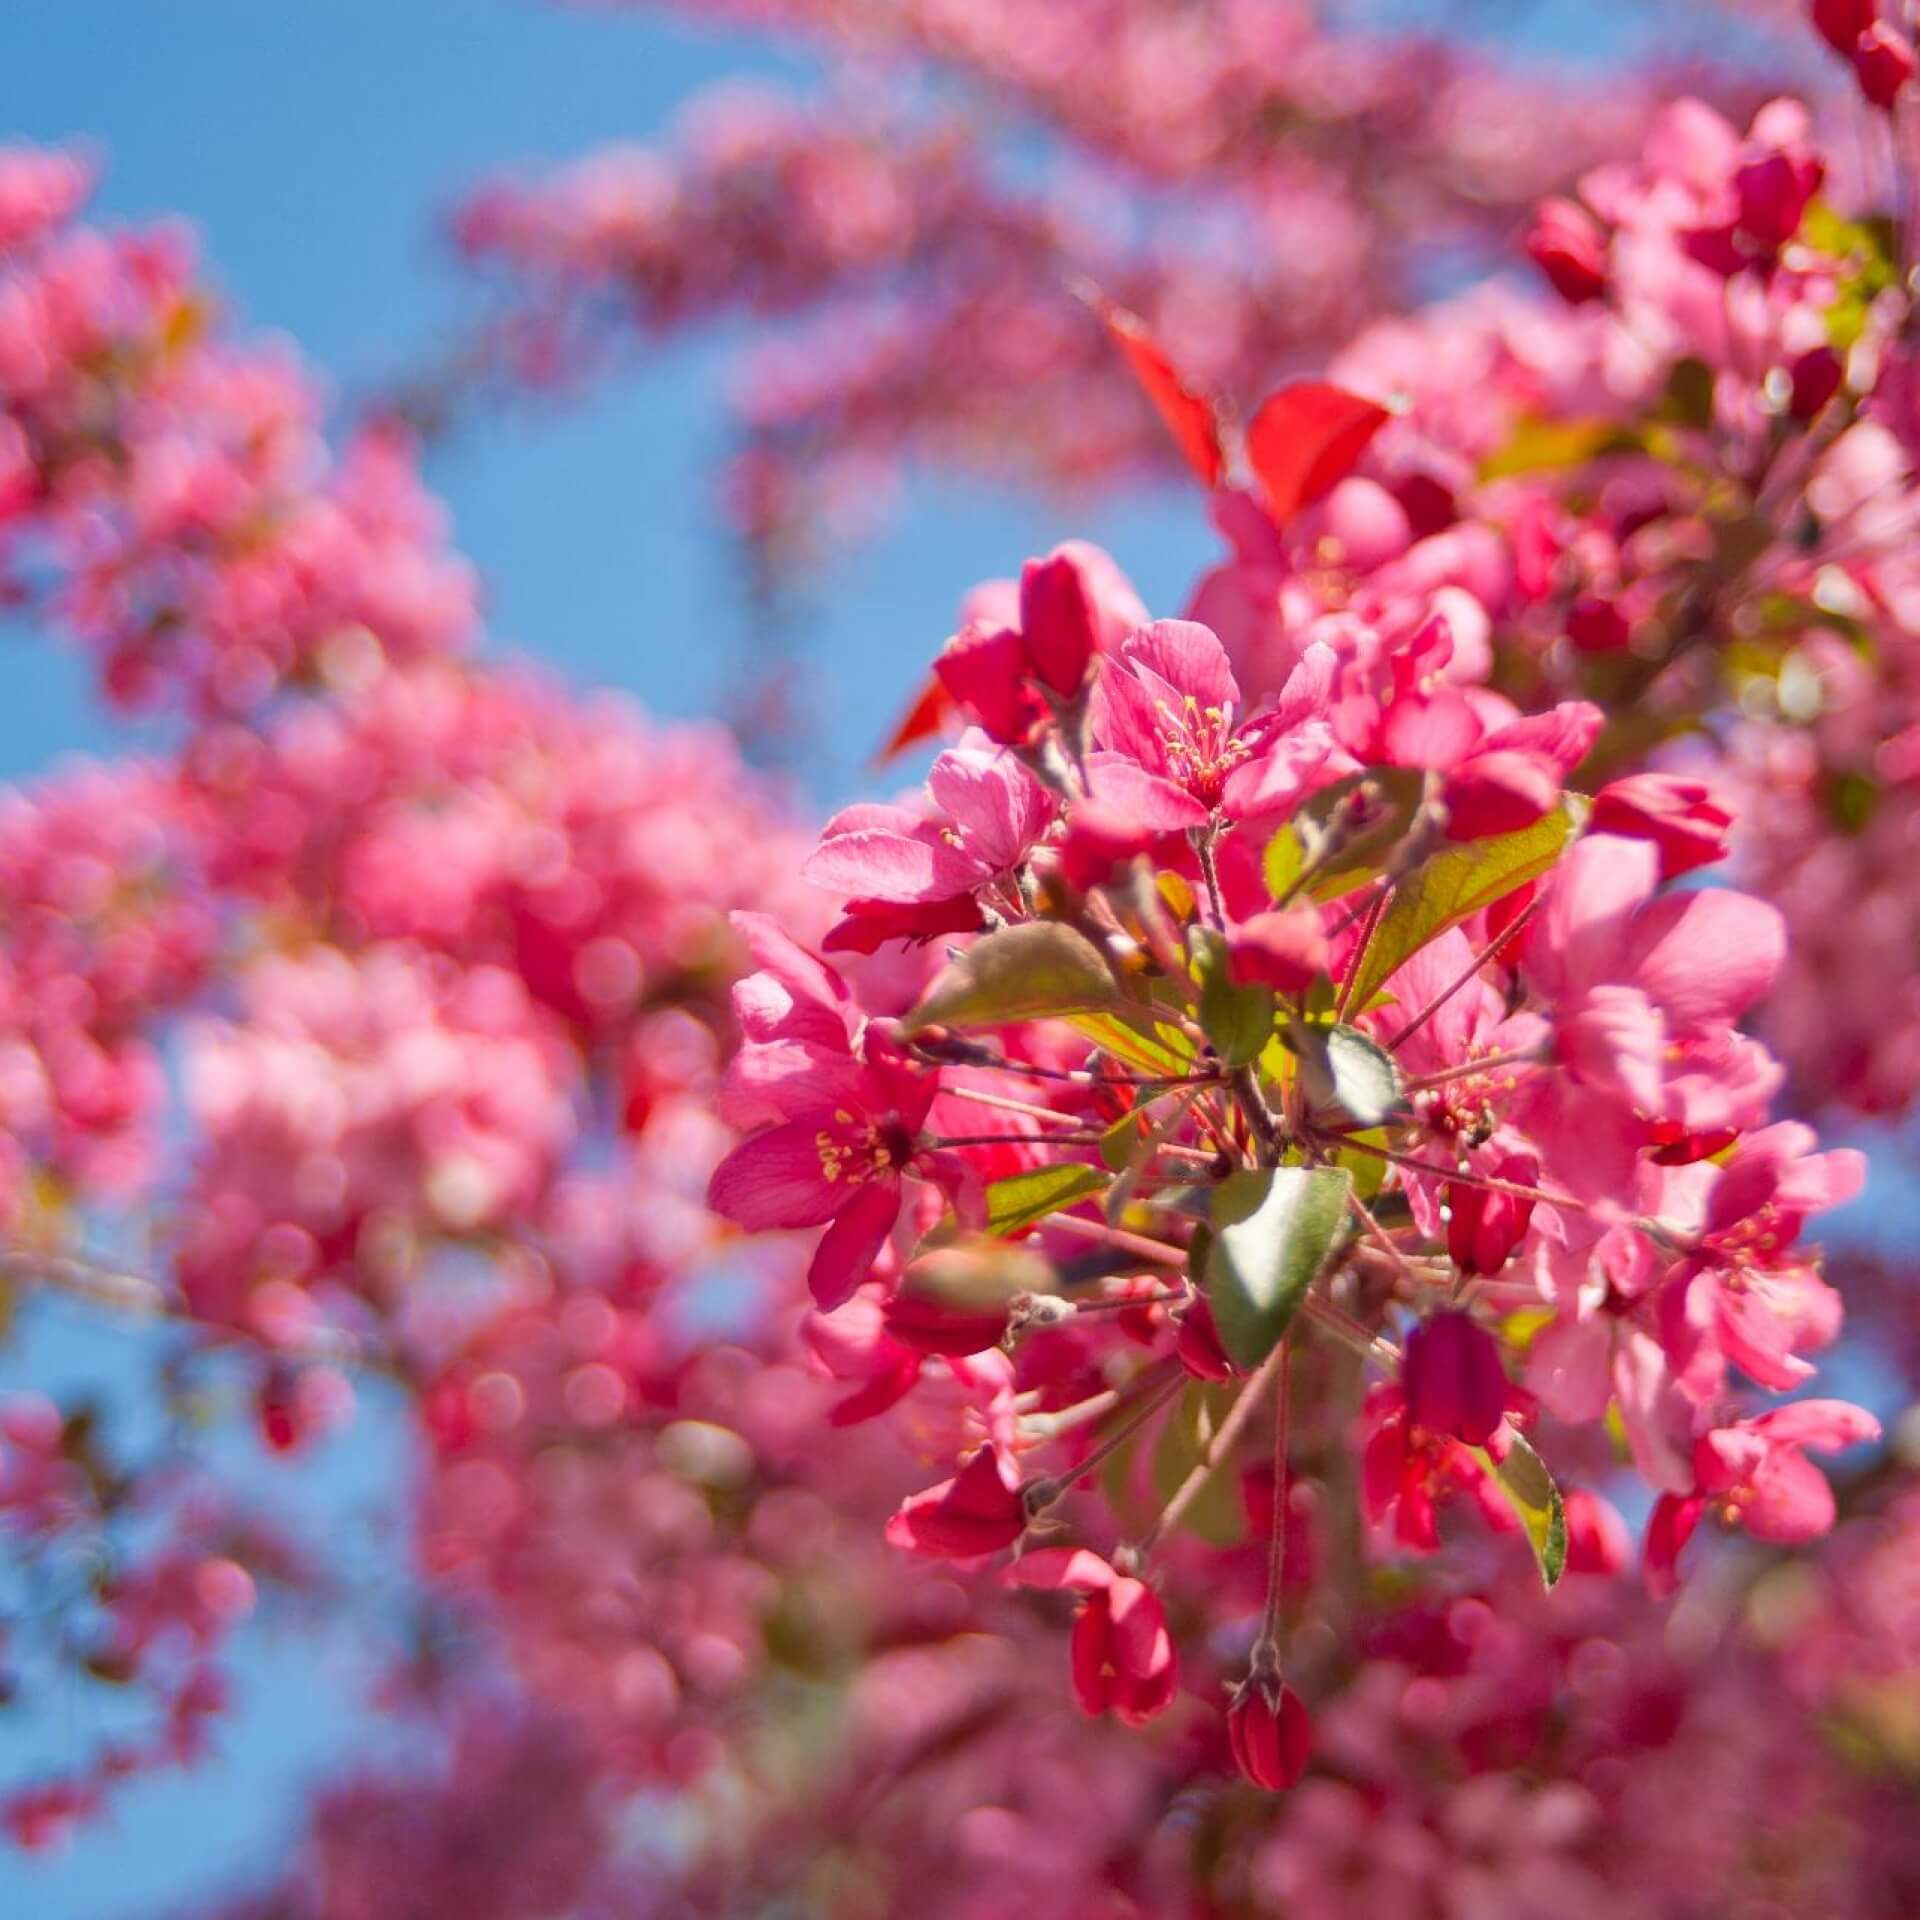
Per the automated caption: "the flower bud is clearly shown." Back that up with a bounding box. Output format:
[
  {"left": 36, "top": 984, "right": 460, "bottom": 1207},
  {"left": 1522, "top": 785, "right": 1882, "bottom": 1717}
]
[
  {"left": 1019, "top": 551, "right": 1102, "bottom": 698},
  {"left": 1787, "top": 345, "right": 1845, "bottom": 422},
  {"left": 1811, "top": 0, "right": 1876, "bottom": 55},
  {"left": 1589, "top": 773, "right": 1733, "bottom": 880},
  {"left": 1402, "top": 1310, "right": 1508, "bottom": 1447},
  {"left": 1441, "top": 750, "right": 1558, "bottom": 842},
  {"left": 1567, "top": 593, "right": 1631, "bottom": 656},
  {"left": 1058, "top": 801, "right": 1152, "bottom": 893},
  {"left": 1854, "top": 24, "right": 1916, "bottom": 109},
  {"left": 933, "top": 625, "right": 1045, "bottom": 746},
  {"left": 1176, "top": 1295, "right": 1237, "bottom": 1381},
  {"left": 1734, "top": 147, "right": 1823, "bottom": 256},
  {"left": 1227, "top": 908, "right": 1329, "bottom": 993},
  {"left": 1446, "top": 1159, "right": 1537, "bottom": 1276},
  {"left": 1227, "top": 1677, "right": 1312, "bottom": 1790},
  {"left": 1526, "top": 197, "right": 1608, "bottom": 305}
]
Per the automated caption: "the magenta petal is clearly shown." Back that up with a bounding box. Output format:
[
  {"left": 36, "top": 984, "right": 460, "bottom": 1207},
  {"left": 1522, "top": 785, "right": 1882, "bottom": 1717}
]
[
  {"left": 1120, "top": 618, "right": 1239, "bottom": 712},
  {"left": 806, "top": 1176, "right": 901, "bottom": 1310},
  {"left": 1084, "top": 755, "right": 1210, "bottom": 829},
  {"left": 1624, "top": 888, "right": 1785, "bottom": 1034},
  {"left": 1005, "top": 1546, "right": 1115, "bottom": 1594},
  {"left": 1562, "top": 983, "right": 1667, "bottom": 1111},
  {"left": 803, "top": 825, "right": 982, "bottom": 903},
  {"left": 707, "top": 1118, "right": 843, "bottom": 1231}
]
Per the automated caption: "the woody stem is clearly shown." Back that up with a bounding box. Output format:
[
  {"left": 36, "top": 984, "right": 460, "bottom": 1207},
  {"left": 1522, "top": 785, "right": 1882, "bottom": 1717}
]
[{"left": 1259, "top": 1335, "right": 1292, "bottom": 1645}]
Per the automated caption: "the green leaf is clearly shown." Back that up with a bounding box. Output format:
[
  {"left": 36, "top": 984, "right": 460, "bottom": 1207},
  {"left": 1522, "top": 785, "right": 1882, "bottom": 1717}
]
[
  {"left": 1292, "top": 1022, "right": 1406, "bottom": 1126},
  {"left": 1068, "top": 1009, "right": 1195, "bottom": 1078},
  {"left": 1098, "top": 1111, "right": 1140, "bottom": 1173},
  {"left": 1473, "top": 1432, "right": 1567, "bottom": 1590},
  {"left": 1262, "top": 824, "right": 1306, "bottom": 903},
  {"left": 1478, "top": 416, "right": 1638, "bottom": 483},
  {"left": 1192, "top": 928, "right": 1274, "bottom": 1067},
  {"left": 905, "top": 921, "right": 1117, "bottom": 1033},
  {"left": 1657, "top": 357, "right": 1715, "bottom": 432},
  {"left": 1274, "top": 770, "right": 1425, "bottom": 903},
  {"left": 1151, "top": 1383, "right": 1246, "bottom": 1547},
  {"left": 1343, "top": 796, "right": 1585, "bottom": 1019},
  {"left": 984, "top": 1162, "right": 1111, "bottom": 1236},
  {"left": 1326, "top": 1128, "right": 1390, "bottom": 1201},
  {"left": 1202, "top": 1166, "right": 1352, "bottom": 1369}
]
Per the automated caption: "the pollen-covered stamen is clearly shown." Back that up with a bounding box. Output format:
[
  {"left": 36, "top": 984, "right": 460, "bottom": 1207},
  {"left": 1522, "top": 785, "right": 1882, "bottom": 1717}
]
[
  {"left": 1411, "top": 1048, "right": 1528, "bottom": 1144},
  {"left": 1156, "top": 694, "right": 1251, "bottom": 809},
  {"left": 813, "top": 1107, "right": 917, "bottom": 1185}
]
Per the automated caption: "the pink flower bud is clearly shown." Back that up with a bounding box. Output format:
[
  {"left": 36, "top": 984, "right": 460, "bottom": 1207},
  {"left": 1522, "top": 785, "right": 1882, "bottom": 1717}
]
[
  {"left": 1402, "top": 1310, "right": 1508, "bottom": 1447},
  {"left": 1567, "top": 593, "right": 1631, "bottom": 656},
  {"left": 1589, "top": 773, "right": 1733, "bottom": 880},
  {"left": 1227, "top": 908, "right": 1330, "bottom": 993},
  {"left": 1563, "top": 1488, "right": 1632, "bottom": 1576},
  {"left": 1787, "top": 344, "right": 1845, "bottom": 421},
  {"left": 1812, "top": 0, "right": 1877, "bottom": 55},
  {"left": 1445, "top": 1159, "right": 1536, "bottom": 1276},
  {"left": 884, "top": 1446, "right": 1024, "bottom": 1558},
  {"left": 1176, "top": 1296, "right": 1237, "bottom": 1381},
  {"left": 1441, "top": 750, "right": 1559, "bottom": 842},
  {"left": 1526, "top": 197, "right": 1608, "bottom": 305},
  {"left": 1058, "top": 801, "right": 1152, "bottom": 892},
  {"left": 1019, "top": 551, "right": 1102, "bottom": 699},
  {"left": 1734, "top": 148, "right": 1822, "bottom": 255},
  {"left": 1854, "top": 24, "right": 1916, "bottom": 108},
  {"left": 1228, "top": 1679, "right": 1312, "bottom": 1790},
  {"left": 933, "top": 625, "right": 1045, "bottom": 746}
]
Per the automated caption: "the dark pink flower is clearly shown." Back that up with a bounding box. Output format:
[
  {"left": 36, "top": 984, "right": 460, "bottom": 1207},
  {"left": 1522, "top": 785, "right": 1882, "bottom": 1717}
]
[
  {"left": 709, "top": 916, "right": 957, "bottom": 1308},
  {"left": 1562, "top": 1488, "right": 1632, "bottom": 1576},
  {"left": 1590, "top": 774, "right": 1733, "bottom": 880},
  {"left": 885, "top": 1445, "right": 1025, "bottom": 1558},
  {"left": 1228, "top": 908, "right": 1330, "bottom": 994},
  {"left": 1812, "top": 0, "right": 1877, "bottom": 56},
  {"left": 1228, "top": 1679, "right": 1312, "bottom": 1790},
  {"left": 1176, "top": 1296, "right": 1237, "bottom": 1381},
  {"left": 1527, "top": 196, "right": 1608, "bottom": 305},
  {"left": 1402, "top": 1311, "right": 1509, "bottom": 1447},
  {"left": 1008, "top": 1547, "right": 1178, "bottom": 1726},
  {"left": 1088, "top": 622, "right": 1334, "bottom": 829},
  {"left": 1445, "top": 1157, "right": 1537, "bottom": 1276},
  {"left": 1854, "top": 24, "right": 1916, "bottom": 109}
]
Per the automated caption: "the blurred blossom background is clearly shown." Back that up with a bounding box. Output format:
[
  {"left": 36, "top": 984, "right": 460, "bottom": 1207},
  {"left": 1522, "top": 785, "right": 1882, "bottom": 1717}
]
[{"left": 2, "top": 2, "right": 1919, "bottom": 1917}]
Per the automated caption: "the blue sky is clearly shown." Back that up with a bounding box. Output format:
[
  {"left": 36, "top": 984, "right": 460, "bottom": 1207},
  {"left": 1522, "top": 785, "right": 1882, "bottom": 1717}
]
[
  {"left": 0, "top": 2, "right": 1809, "bottom": 1913},
  {"left": 0, "top": 9, "right": 1217, "bottom": 1910}
]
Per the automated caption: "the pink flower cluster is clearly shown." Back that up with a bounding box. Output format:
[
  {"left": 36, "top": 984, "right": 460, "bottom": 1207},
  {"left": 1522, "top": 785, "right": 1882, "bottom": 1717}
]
[{"left": 706, "top": 529, "right": 1873, "bottom": 1791}]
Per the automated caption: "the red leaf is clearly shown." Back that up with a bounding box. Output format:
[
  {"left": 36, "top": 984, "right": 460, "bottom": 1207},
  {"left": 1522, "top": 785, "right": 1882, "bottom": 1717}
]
[
  {"left": 1100, "top": 301, "right": 1224, "bottom": 489},
  {"left": 1245, "top": 381, "right": 1392, "bottom": 526},
  {"left": 872, "top": 672, "right": 953, "bottom": 763}
]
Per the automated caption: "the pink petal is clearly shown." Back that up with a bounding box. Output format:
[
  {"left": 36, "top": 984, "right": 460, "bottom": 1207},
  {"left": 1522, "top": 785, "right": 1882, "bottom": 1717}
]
[
  {"left": 1005, "top": 1546, "right": 1116, "bottom": 1593},
  {"left": 1624, "top": 888, "right": 1784, "bottom": 1034},
  {"left": 707, "top": 1119, "right": 843, "bottom": 1231},
  {"left": 806, "top": 1176, "right": 902, "bottom": 1311},
  {"left": 803, "top": 825, "right": 983, "bottom": 903},
  {"left": 1119, "top": 619, "right": 1239, "bottom": 713},
  {"left": 1084, "top": 755, "right": 1210, "bottom": 830}
]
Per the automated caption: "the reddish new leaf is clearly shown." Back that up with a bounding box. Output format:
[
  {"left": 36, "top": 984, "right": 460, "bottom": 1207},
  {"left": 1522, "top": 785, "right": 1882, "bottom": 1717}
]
[
  {"left": 1100, "top": 300, "right": 1225, "bottom": 489},
  {"left": 1245, "top": 380, "right": 1392, "bottom": 526},
  {"left": 872, "top": 671, "right": 953, "bottom": 763}
]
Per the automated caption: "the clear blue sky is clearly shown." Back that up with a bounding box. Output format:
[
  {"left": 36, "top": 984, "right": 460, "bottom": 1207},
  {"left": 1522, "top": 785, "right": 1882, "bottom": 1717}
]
[{"left": 0, "top": 3, "right": 1808, "bottom": 1914}]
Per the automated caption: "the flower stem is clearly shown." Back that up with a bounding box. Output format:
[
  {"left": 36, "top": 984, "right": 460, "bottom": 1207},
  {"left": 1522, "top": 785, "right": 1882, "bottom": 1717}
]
[{"left": 1387, "top": 894, "right": 1543, "bottom": 1053}]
